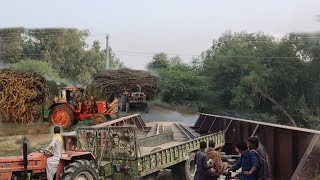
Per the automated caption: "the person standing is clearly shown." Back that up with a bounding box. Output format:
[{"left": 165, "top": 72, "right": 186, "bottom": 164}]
[
  {"left": 247, "top": 137, "right": 270, "bottom": 180},
  {"left": 194, "top": 141, "right": 218, "bottom": 180},
  {"left": 46, "top": 126, "right": 65, "bottom": 180}
]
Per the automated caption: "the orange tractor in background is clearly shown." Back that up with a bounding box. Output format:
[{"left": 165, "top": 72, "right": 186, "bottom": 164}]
[
  {"left": 119, "top": 85, "right": 148, "bottom": 113},
  {"left": 48, "top": 86, "right": 119, "bottom": 129}
]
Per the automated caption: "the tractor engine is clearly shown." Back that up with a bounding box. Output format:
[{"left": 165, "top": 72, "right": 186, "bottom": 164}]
[{"left": 0, "top": 143, "right": 47, "bottom": 180}]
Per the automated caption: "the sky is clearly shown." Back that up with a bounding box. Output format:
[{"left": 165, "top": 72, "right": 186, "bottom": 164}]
[{"left": 1, "top": 0, "right": 320, "bottom": 69}]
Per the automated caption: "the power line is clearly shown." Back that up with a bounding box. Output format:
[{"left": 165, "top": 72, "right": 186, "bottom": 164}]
[
  {"left": 115, "top": 51, "right": 199, "bottom": 57},
  {"left": 1, "top": 51, "right": 320, "bottom": 61},
  {"left": 0, "top": 30, "right": 319, "bottom": 38},
  {"left": 0, "top": 29, "right": 98, "bottom": 35},
  {"left": 0, "top": 36, "right": 319, "bottom": 43},
  {"left": 111, "top": 54, "right": 320, "bottom": 63},
  {"left": 115, "top": 50, "right": 320, "bottom": 57},
  {"left": 0, "top": 33, "right": 106, "bottom": 42}
]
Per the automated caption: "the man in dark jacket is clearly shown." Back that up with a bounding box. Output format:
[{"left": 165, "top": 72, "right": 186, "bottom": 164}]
[
  {"left": 231, "top": 142, "right": 260, "bottom": 180},
  {"left": 247, "top": 137, "right": 270, "bottom": 180},
  {"left": 194, "top": 141, "right": 218, "bottom": 180}
]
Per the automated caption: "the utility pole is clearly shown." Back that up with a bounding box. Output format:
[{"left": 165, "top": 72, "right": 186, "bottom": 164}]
[{"left": 106, "top": 35, "right": 110, "bottom": 70}]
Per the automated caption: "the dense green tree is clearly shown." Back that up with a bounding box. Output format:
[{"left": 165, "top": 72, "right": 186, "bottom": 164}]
[
  {"left": 170, "top": 56, "right": 183, "bottom": 65},
  {"left": 146, "top": 53, "right": 170, "bottom": 70},
  {"left": 10, "top": 60, "right": 67, "bottom": 84},
  {"left": 201, "top": 31, "right": 320, "bottom": 128},
  {"left": 0, "top": 27, "right": 124, "bottom": 86},
  {"left": 0, "top": 27, "right": 25, "bottom": 63},
  {"left": 147, "top": 53, "right": 209, "bottom": 110},
  {"left": 148, "top": 31, "right": 320, "bottom": 129},
  {"left": 27, "top": 29, "right": 88, "bottom": 82},
  {"left": 160, "top": 63, "right": 209, "bottom": 106}
]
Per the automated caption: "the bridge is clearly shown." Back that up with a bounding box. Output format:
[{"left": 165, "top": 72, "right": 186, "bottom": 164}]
[{"left": 192, "top": 113, "right": 320, "bottom": 180}]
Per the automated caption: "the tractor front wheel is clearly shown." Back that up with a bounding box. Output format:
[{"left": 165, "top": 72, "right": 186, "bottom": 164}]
[
  {"left": 49, "top": 105, "right": 74, "bottom": 129},
  {"left": 93, "top": 114, "right": 106, "bottom": 125},
  {"left": 60, "top": 160, "right": 100, "bottom": 180}
]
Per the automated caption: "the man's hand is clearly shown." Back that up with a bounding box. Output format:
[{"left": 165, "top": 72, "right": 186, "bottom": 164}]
[
  {"left": 209, "top": 168, "right": 216, "bottom": 173},
  {"left": 244, "top": 171, "right": 251, "bottom": 176}
]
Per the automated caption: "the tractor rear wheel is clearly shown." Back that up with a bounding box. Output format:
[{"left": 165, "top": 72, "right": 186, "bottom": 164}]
[
  {"left": 93, "top": 113, "right": 106, "bottom": 125},
  {"left": 60, "top": 160, "right": 100, "bottom": 180},
  {"left": 171, "top": 152, "right": 196, "bottom": 180},
  {"left": 49, "top": 105, "right": 74, "bottom": 129}
]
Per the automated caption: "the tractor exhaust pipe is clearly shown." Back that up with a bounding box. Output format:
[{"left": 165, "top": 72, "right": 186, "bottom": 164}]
[{"left": 23, "top": 139, "right": 28, "bottom": 178}]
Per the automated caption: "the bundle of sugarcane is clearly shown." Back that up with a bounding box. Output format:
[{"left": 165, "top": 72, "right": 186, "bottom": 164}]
[
  {"left": 0, "top": 69, "right": 48, "bottom": 124},
  {"left": 91, "top": 68, "right": 160, "bottom": 100}
]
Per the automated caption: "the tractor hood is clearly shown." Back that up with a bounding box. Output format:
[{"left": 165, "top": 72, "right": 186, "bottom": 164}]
[
  {"left": 0, "top": 152, "right": 47, "bottom": 174},
  {"left": 0, "top": 152, "right": 45, "bottom": 163}
]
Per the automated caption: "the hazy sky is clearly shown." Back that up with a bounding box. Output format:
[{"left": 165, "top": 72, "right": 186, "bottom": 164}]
[{"left": 1, "top": 0, "right": 319, "bottom": 69}]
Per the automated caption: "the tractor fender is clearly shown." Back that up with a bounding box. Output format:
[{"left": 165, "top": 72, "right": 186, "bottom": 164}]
[
  {"left": 56, "top": 152, "right": 96, "bottom": 180},
  {"left": 60, "top": 151, "right": 95, "bottom": 161},
  {"left": 48, "top": 103, "right": 76, "bottom": 112},
  {"left": 48, "top": 103, "right": 65, "bottom": 110}
]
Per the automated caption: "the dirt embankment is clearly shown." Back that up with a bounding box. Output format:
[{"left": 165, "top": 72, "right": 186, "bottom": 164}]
[
  {"left": 0, "top": 122, "right": 51, "bottom": 156},
  {"left": 0, "top": 122, "right": 50, "bottom": 136}
]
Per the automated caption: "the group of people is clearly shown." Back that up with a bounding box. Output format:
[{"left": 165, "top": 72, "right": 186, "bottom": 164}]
[{"left": 195, "top": 137, "right": 269, "bottom": 180}]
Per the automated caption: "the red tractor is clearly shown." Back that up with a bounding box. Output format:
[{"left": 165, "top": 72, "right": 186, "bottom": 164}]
[
  {"left": 48, "top": 86, "right": 119, "bottom": 129},
  {"left": 0, "top": 141, "right": 97, "bottom": 180},
  {"left": 119, "top": 85, "right": 148, "bottom": 113}
]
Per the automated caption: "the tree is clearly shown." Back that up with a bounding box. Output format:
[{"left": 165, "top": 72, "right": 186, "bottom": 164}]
[
  {"left": 146, "top": 53, "right": 170, "bottom": 70},
  {"left": 203, "top": 32, "right": 264, "bottom": 108},
  {"left": 0, "top": 27, "right": 25, "bottom": 63},
  {"left": 170, "top": 56, "right": 183, "bottom": 65},
  {"left": 10, "top": 60, "right": 66, "bottom": 84},
  {"left": 13, "top": 28, "right": 123, "bottom": 85},
  {"left": 160, "top": 63, "right": 209, "bottom": 107},
  {"left": 146, "top": 52, "right": 209, "bottom": 109},
  {"left": 201, "top": 31, "right": 320, "bottom": 127}
]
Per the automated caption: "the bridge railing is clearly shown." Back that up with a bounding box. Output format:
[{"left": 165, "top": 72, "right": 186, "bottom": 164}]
[{"left": 192, "top": 113, "right": 320, "bottom": 180}]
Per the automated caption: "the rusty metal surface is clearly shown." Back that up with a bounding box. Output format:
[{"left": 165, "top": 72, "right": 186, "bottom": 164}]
[
  {"left": 193, "top": 113, "right": 320, "bottom": 180},
  {"left": 199, "top": 113, "right": 320, "bottom": 135},
  {"left": 62, "top": 114, "right": 150, "bottom": 137},
  {"left": 291, "top": 135, "right": 320, "bottom": 180}
]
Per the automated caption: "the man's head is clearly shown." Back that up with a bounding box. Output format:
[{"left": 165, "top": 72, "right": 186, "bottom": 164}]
[
  {"left": 208, "top": 140, "right": 215, "bottom": 148},
  {"left": 247, "top": 137, "right": 259, "bottom": 149},
  {"left": 235, "top": 142, "right": 248, "bottom": 155},
  {"left": 200, "top": 141, "right": 207, "bottom": 150},
  {"left": 113, "top": 134, "right": 120, "bottom": 146},
  {"left": 54, "top": 126, "right": 60, "bottom": 134}
]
